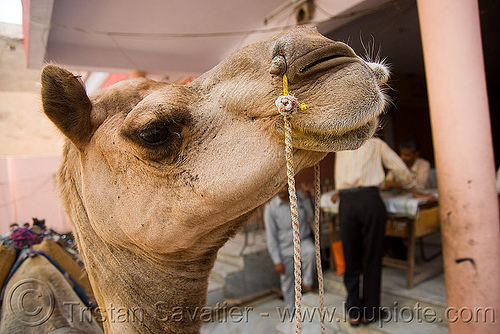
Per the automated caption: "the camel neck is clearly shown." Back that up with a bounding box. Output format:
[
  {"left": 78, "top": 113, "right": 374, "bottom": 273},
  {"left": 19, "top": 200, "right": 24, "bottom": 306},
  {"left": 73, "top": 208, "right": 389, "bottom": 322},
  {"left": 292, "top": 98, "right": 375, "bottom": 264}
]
[
  {"left": 73, "top": 211, "right": 252, "bottom": 333},
  {"left": 80, "top": 234, "right": 217, "bottom": 334}
]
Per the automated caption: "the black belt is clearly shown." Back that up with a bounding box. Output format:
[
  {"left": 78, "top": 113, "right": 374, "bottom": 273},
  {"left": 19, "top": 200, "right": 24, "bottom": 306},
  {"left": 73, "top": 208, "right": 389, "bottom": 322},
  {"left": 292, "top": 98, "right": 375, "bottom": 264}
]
[{"left": 339, "top": 186, "right": 379, "bottom": 195}]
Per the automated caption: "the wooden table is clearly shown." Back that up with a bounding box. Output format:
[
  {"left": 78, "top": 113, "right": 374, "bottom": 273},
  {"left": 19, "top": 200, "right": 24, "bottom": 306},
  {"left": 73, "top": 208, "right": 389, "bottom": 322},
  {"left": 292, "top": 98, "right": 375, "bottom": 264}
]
[{"left": 383, "top": 200, "right": 442, "bottom": 289}]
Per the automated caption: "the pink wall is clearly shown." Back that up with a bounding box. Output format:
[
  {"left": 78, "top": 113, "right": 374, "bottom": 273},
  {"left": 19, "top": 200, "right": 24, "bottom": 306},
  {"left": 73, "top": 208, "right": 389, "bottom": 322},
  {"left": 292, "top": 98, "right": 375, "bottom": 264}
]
[
  {"left": 0, "top": 155, "right": 71, "bottom": 235},
  {"left": 0, "top": 159, "right": 15, "bottom": 226}
]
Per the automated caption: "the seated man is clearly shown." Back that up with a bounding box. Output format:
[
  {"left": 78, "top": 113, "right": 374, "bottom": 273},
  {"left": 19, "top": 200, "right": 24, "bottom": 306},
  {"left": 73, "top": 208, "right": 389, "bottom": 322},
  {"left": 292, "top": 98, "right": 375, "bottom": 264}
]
[{"left": 385, "top": 137, "right": 431, "bottom": 191}]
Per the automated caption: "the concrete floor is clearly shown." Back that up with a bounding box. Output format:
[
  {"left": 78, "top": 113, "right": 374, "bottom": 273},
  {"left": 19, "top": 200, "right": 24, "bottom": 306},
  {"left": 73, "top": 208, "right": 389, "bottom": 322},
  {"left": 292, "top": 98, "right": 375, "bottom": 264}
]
[
  {"left": 203, "top": 228, "right": 447, "bottom": 334},
  {"left": 201, "top": 297, "right": 330, "bottom": 334}
]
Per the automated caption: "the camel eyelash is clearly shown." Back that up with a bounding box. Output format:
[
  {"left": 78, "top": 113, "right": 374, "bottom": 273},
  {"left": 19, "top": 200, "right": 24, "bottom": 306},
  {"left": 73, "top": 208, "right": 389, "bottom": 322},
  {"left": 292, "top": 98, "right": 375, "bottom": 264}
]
[{"left": 138, "top": 123, "right": 173, "bottom": 146}]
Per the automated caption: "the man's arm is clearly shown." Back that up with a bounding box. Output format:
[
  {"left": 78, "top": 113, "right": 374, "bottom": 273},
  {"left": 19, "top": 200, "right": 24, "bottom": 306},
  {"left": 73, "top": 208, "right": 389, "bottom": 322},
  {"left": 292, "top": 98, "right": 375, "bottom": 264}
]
[
  {"left": 263, "top": 203, "right": 284, "bottom": 273},
  {"left": 384, "top": 170, "right": 403, "bottom": 189}
]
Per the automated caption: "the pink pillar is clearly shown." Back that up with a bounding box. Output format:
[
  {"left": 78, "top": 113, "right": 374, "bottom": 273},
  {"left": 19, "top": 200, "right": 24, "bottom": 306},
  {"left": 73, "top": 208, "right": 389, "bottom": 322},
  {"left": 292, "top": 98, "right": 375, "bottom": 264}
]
[{"left": 417, "top": 0, "right": 500, "bottom": 333}]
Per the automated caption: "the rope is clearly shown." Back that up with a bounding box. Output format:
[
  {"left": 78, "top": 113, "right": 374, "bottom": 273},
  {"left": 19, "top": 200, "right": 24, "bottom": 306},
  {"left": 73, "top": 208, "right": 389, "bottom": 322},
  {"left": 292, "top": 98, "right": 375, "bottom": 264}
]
[
  {"left": 277, "top": 75, "right": 302, "bottom": 333},
  {"left": 313, "top": 164, "right": 325, "bottom": 334},
  {"left": 276, "top": 75, "right": 325, "bottom": 333}
]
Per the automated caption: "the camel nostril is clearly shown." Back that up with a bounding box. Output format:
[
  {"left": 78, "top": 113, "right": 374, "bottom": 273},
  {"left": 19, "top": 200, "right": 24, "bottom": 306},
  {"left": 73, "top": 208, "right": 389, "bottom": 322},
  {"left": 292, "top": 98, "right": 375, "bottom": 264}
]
[
  {"left": 269, "top": 55, "right": 287, "bottom": 76},
  {"left": 300, "top": 54, "right": 345, "bottom": 73},
  {"left": 367, "top": 62, "right": 390, "bottom": 85}
]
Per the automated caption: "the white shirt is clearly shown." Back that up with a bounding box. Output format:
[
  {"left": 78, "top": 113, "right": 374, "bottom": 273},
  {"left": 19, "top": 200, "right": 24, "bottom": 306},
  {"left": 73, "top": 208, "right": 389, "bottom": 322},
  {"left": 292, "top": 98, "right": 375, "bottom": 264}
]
[{"left": 335, "top": 137, "right": 416, "bottom": 191}]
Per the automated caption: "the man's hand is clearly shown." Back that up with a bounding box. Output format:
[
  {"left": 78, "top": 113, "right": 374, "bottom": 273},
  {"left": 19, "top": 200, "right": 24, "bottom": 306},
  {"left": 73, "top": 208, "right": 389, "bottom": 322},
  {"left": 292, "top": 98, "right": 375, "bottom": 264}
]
[
  {"left": 330, "top": 193, "right": 340, "bottom": 203},
  {"left": 384, "top": 180, "right": 402, "bottom": 189},
  {"left": 274, "top": 263, "right": 285, "bottom": 275},
  {"left": 411, "top": 188, "right": 436, "bottom": 202}
]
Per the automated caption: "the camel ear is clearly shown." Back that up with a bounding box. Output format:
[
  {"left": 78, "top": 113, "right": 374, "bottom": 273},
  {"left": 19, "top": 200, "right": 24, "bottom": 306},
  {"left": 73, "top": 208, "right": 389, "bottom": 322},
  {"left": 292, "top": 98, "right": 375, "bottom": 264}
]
[{"left": 41, "top": 65, "right": 93, "bottom": 148}]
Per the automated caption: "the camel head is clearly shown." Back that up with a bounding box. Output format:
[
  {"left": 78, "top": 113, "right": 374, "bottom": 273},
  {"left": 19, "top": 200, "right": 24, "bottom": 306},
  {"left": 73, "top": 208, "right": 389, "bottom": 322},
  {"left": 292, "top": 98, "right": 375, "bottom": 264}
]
[{"left": 41, "top": 27, "right": 388, "bottom": 258}]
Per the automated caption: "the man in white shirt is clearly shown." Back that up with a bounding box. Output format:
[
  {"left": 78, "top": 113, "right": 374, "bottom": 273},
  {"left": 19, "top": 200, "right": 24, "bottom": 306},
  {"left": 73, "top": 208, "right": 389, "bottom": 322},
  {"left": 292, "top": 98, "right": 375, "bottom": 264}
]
[{"left": 331, "top": 137, "right": 432, "bottom": 326}]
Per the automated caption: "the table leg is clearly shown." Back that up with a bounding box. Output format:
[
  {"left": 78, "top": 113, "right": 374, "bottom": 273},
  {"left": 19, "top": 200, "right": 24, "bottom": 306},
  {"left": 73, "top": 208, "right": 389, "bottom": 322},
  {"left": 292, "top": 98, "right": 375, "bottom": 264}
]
[{"left": 406, "top": 218, "right": 416, "bottom": 289}]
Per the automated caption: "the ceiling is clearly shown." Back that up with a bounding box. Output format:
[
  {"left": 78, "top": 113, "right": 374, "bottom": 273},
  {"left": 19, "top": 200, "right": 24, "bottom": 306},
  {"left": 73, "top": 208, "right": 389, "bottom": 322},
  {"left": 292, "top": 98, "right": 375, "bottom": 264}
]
[{"left": 23, "top": 0, "right": 415, "bottom": 83}]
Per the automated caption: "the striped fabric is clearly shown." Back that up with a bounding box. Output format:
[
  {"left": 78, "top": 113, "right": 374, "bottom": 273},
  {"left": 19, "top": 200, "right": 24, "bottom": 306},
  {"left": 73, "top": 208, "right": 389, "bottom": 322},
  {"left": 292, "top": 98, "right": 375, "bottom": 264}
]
[{"left": 334, "top": 137, "right": 416, "bottom": 191}]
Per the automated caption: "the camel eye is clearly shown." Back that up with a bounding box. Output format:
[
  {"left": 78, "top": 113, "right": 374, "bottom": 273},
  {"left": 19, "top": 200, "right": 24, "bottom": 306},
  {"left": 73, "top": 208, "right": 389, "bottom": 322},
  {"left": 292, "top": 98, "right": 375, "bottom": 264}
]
[
  {"left": 139, "top": 124, "right": 170, "bottom": 145},
  {"left": 122, "top": 112, "right": 188, "bottom": 163}
]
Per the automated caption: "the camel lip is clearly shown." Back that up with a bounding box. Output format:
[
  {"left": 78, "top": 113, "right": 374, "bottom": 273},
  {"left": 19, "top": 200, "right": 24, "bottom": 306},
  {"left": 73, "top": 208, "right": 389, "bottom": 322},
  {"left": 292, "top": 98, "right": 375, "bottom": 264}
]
[
  {"left": 274, "top": 112, "right": 379, "bottom": 152},
  {"left": 287, "top": 44, "right": 359, "bottom": 82},
  {"left": 301, "top": 118, "right": 376, "bottom": 140},
  {"left": 293, "top": 119, "right": 379, "bottom": 152}
]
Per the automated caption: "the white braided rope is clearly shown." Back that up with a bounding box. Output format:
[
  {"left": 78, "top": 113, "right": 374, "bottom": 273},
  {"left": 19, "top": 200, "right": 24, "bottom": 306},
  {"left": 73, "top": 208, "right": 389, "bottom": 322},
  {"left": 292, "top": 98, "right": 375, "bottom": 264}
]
[
  {"left": 282, "top": 113, "right": 302, "bottom": 333},
  {"left": 276, "top": 91, "right": 302, "bottom": 333},
  {"left": 276, "top": 75, "right": 325, "bottom": 333},
  {"left": 314, "top": 164, "right": 325, "bottom": 334}
]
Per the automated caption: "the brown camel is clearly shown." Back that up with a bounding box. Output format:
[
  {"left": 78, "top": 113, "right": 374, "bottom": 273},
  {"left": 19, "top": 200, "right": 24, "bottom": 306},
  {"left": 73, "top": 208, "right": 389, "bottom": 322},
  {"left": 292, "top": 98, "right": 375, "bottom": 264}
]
[
  {"left": 0, "top": 253, "right": 104, "bottom": 334},
  {"left": 38, "top": 27, "right": 388, "bottom": 333}
]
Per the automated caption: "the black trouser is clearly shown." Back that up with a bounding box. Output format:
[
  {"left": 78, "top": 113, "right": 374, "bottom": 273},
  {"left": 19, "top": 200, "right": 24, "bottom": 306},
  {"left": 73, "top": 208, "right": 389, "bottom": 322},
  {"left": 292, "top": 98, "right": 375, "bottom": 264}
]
[{"left": 339, "top": 187, "right": 387, "bottom": 320}]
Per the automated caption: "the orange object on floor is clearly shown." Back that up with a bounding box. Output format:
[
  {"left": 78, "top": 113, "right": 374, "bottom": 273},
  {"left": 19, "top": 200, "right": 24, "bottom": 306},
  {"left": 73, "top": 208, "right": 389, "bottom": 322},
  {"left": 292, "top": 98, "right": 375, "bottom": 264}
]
[{"left": 332, "top": 240, "right": 345, "bottom": 276}]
